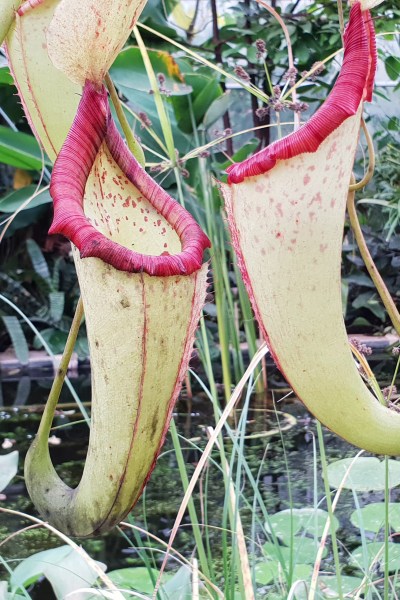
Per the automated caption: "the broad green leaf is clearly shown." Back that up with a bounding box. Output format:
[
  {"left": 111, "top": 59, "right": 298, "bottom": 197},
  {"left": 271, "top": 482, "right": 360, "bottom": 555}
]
[
  {"left": 111, "top": 47, "right": 192, "bottom": 96},
  {"left": 0, "top": 186, "right": 52, "bottom": 213},
  {"left": 265, "top": 508, "right": 338, "bottom": 543},
  {"left": 352, "top": 292, "right": 386, "bottom": 321},
  {"left": 11, "top": 546, "right": 105, "bottom": 599},
  {"left": 0, "top": 451, "right": 18, "bottom": 492},
  {"left": 350, "top": 542, "right": 400, "bottom": 572},
  {"left": 293, "top": 576, "right": 366, "bottom": 599},
  {"left": 108, "top": 567, "right": 172, "bottom": 594},
  {"left": 263, "top": 536, "right": 327, "bottom": 565},
  {"left": 326, "top": 457, "right": 400, "bottom": 491},
  {"left": 1, "top": 316, "right": 29, "bottom": 366},
  {"left": 255, "top": 561, "right": 312, "bottom": 586},
  {"left": 265, "top": 511, "right": 303, "bottom": 541},
  {"left": 203, "top": 93, "right": 231, "bottom": 128},
  {"left": 385, "top": 56, "right": 400, "bottom": 81},
  {"left": 0, "top": 126, "right": 51, "bottom": 170},
  {"left": 350, "top": 502, "right": 400, "bottom": 533},
  {"left": 159, "top": 565, "right": 192, "bottom": 599}
]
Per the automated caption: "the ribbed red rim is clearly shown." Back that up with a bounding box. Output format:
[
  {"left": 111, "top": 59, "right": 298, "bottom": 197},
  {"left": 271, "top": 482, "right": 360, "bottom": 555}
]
[
  {"left": 49, "top": 81, "right": 210, "bottom": 276},
  {"left": 227, "top": 2, "right": 375, "bottom": 184}
]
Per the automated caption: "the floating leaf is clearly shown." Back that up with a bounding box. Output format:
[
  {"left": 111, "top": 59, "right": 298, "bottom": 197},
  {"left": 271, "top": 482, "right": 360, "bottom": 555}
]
[
  {"left": 293, "top": 576, "right": 366, "bottom": 600},
  {"left": 350, "top": 542, "right": 400, "bottom": 572},
  {"left": 326, "top": 458, "right": 400, "bottom": 491},
  {"left": 263, "top": 536, "right": 326, "bottom": 565},
  {"left": 351, "top": 502, "right": 400, "bottom": 533},
  {"left": 255, "top": 561, "right": 312, "bottom": 586},
  {"left": 265, "top": 508, "right": 339, "bottom": 543}
]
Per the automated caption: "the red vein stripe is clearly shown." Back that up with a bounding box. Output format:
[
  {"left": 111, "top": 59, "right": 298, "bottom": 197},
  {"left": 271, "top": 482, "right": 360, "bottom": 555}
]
[
  {"left": 227, "top": 3, "right": 375, "bottom": 184},
  {"left": 49, "top": 82, "right": 210, "bottom": 276}
]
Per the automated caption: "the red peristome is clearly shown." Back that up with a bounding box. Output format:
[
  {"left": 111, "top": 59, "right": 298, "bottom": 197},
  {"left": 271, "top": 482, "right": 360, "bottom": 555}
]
[
  {"left": 49, "top": 81, "right": 210, "bottom": 276},
  {"left": 227, "top": 2, "right": 374, "bottom": 184},
  {"left": 363, "top": 10, "right": 377, "bottom": 102}
]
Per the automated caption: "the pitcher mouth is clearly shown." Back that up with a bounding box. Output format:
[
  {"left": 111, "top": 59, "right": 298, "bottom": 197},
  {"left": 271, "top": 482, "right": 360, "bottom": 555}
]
[
  {"left": 226, "top": 2, "right": 375, "bottom": 185},
  {"left": 49, "top": 80, "right": 210, "bottom": 276}
]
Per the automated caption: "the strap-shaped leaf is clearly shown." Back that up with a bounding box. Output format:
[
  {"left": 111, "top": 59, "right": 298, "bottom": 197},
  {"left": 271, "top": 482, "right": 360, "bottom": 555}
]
[{"left": 2, "top": 316, "right": 29, "bottom": 366}]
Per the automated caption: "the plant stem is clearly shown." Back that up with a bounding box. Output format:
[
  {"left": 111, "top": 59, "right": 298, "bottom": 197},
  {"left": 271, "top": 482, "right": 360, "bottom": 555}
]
[
  {"left": 387, "top": 354, "right": 400, "bottom": 403},
  {"left": 133, "top": 26, "right": 177, "bottom": 163},
  {"left": 347, "top": 182, "right": 400, "bottom": 336},
  {"left": 316, "top": 422, "right": 343, "bottom": 600},
  {"left": 384, "top": 455, "right": 390, "bottom": 600},
  {"left": 36, "top": 297, "right": 85, "bottom": 440},
  {"left": 169, "top": 419, "right": 214, "bottom": 595},
  {"left": 104, "top": 73, "right": 145, "bottom": 167},
  {"left": 349, "top": 120, "right": 375, "bottom": 191}
]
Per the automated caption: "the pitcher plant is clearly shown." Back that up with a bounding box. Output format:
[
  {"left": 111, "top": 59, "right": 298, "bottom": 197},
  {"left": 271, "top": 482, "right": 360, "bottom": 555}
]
[
  {"left": 221, "top": 0, "right": 400, "bottom": 455},
  {"left": 3, "top": 0, "right": 210, "bottom": 536}
]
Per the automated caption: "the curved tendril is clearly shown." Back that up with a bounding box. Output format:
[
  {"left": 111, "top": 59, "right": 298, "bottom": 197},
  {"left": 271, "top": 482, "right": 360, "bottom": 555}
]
[{"left": 349, "top": 118, "right": 376, "bottom": 190}]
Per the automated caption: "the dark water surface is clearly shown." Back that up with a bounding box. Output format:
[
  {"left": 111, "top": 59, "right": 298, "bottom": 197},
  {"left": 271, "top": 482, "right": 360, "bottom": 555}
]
[{"left": 0, "top": 373, "right": 399, "bottom": 598}]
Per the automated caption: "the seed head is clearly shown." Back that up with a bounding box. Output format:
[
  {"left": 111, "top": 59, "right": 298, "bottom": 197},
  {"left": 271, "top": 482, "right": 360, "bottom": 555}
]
[
  {"left": 288, "top": 101, "right": 309, "bottom": 114},
  {"left": 351, "top": 338, "right": 373, "bottom": 356},
  {"left": 255, "top": 39, "right": 266, "bottom": 59},
  {"left": 284, "top": 66, "right": 298, "bottom": 87},
  {"left": 234, "top": 65, "right": 251, "bottom": 82},
  {"left": 392, "top": 346, "right": 400, "bottom": 357},
  {"left": 138, "top": 112, "right": 152, "bottom": 129},
  {"left": 256, "top": 107, "right": 270, "bottom": 119}
]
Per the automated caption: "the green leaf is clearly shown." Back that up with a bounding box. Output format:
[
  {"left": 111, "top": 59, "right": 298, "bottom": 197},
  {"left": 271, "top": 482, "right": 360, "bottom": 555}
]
[
  {"left": 265, "top": 508, "right": 338, "bottom": 543},
  {"left": 49, "top": 291, "right": 65, "bottom": 323},
  {"left": 108, "top": 567, "right": 172, "bottom": 594},
  {"left": 293, "top": 576, "right": 366, "bottom": 599},
  {"left": 350, "top": 542, "right": 400, "bottom": 573},
  {"left": 108, "top": 567, "right": 157, "bottom": 594},
  {"left": 265, "top": 510, "right": 303, "bottom": 541},
  {"left": 385, "top": 55, "right": 400, "bottom": 81},
  {"left": 33, "top": 328, "right": 68, "bottom": 355},
  {"left": 0, "top": 186, "right": 52, "bottom": 213},
  {"left": 111, "top": 47, "right": 192, "bottom": 96},
  {"left": 0, "top": 66, "right": 13, "bottom": 85},
  {"left": 159, "top": 565, "right": 192, "bottom": 599},
  {"left": 0, "top": 125, "right": 51, "bottom": 170},
  {"left": 11, "top": 546, "right": 105, "bottom": 599},
  {"left": 203, "top": 93, "right": 231, "bottom": 128},
  {"left": 26, "top": 239, "right": 52, "bottom": 288},
  {"left": 263, "top": 535, "right": 326, "bottom": 565},
  {"left": 350, "top": 502, "right": 400, "bottom": 533},
  {"left": 326, "top": 457, "right": 400, "bottom": 491},
  {"left": 1, "top": 316, "right": 29, "bottom": 365},
  {"left": 352, "top": 292, "right": 386, "bottom": 321},
  {"left": 255, "top": 561, "right": 312, "bottom": 586},
  {"left": 0, "top": 451, "right": 18, "bottom": 493}
]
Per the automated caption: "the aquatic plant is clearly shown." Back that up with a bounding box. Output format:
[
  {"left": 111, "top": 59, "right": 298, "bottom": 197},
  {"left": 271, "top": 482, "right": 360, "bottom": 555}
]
[
  {"left": 221, "top": 0, "right": 400, "bottom": 455},
  {"left": 3, "top": 0, "right": 209, "bottom": 536}
]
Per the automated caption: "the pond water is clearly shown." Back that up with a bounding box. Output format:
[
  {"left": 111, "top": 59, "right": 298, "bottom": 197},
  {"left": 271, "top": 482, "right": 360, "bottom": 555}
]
[{"left": 0, "top": 371, "right": 399, "bottom": 598}]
